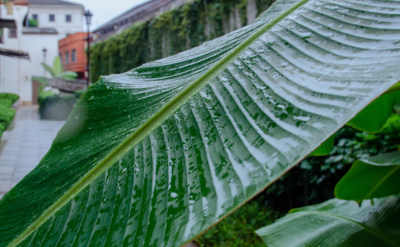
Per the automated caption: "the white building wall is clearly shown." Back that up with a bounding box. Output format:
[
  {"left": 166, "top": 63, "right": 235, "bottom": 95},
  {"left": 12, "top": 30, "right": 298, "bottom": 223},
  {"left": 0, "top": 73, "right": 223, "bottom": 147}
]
[
  {"left": 0, "top": 3, "right": 84, "bottom": 103},
  {"left": 0, "top": 4, "right": 29, "bottom": 99},
  {"left": 19, "top": 34, "right": 59, "bottom": 101},
  {"left": 28, "top": 4, "right": 83, "bottom": 39}
]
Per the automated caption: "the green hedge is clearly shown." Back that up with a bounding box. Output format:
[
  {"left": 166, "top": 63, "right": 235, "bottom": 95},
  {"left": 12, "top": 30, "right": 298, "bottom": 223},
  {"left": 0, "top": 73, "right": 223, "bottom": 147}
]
[
  {"left": 0, "top": 93, "right": 18, "bottom": 137},
  {"left": 0, "top": 93, "right": 19, "bottom": 105},
  {"left": 0, "top": 98, "right": 15, "bottom": 108},
  {"left": 90, "top": 0, "right": 275, "bottom": 82},
  {"left": 0, "top": 105, "right": 16, "bottom": 128},
  {"left": 0, "top": 122, "right": 5, "bottom": 139}
]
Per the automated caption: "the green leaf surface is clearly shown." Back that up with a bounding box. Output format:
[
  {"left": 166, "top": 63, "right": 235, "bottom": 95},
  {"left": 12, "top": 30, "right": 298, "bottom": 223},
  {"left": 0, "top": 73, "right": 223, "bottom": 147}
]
[
  {"left": 59, "top": 71, "right": 78, "bottom": 80},
  {"left": 256, "top": 196, "right": 400, "bottom": 247},
  {"left": 52, "top": 56, "right": 63, "bottom": 77},
  {"left": 1, "top": 0, "right": 400, "bottom": 246},
  {"left": 386, "top": 81, "right": 400, "bottom": 94},
  {"left": 348, "top": 91, "right": 400, "bottom": 133},
  {"left": 335, "top": 151, "right": 400, "bottom": 202},
  {"left": 41, "top": 62, "right": 57, "bottom": 78},
  {"left": 309, "top": 134, "right": 336, "bottom": 156}
]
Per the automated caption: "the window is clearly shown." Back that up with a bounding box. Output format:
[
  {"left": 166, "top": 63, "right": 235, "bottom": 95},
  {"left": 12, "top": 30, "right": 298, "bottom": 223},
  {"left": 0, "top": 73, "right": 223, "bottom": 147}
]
[
  {"left": 49, "top": 14, "right": 55, "bottom": 22},
  {"left": 32, "top": 14, "right": 38, "bottom": 20},
  {"left": 65, "top": 51, "right": 69, "bottom": 64},
  {"left": 0, "top": 29, "right": 3, "bottom": 43},
  {"left": 59, "top": 53, "right": 63, "bottom": 63},
  {"left": 71, "top": 49, "right": 76, "bottom": 63},
  {"left": 9, "top": 28, "right": 17, "bottom": 38},
  {"left": 66, "top": 14, "right": 71, "bottom": 22}
]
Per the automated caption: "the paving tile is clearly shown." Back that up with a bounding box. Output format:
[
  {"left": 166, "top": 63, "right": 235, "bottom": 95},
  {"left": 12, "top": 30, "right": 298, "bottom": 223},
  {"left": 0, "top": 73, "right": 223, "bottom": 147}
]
[
  {"left": 0, "top": 180, "right": 11, "bottom": 192},
  {"left": 0, "top": 157, "right": 17, "bottom": 163},
  {"left": 0, "top": 161, "right": 14, "bottom": 166},
  {"left": 0, "top": 166, "right": 14, "bottom": 174}
]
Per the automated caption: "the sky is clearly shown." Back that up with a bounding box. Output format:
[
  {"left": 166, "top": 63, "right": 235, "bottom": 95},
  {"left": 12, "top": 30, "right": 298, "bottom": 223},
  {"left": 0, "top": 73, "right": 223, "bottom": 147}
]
[{"left": 68, "top": 0, "right": 148, "bottom": 30}]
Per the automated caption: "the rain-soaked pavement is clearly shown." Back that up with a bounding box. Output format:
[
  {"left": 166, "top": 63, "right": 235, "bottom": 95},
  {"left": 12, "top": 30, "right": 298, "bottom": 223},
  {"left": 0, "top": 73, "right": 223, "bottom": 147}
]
[{"left": 0, "top": 106, "right": 64, "bottom": 199}]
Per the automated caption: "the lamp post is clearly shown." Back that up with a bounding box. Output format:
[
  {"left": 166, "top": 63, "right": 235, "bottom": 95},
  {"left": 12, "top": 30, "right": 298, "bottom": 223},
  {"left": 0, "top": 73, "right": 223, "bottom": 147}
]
[
  {"left": 84, "top": 10, "right": 93, "bottom": 87},
  {"left": 42, "top": 48, "right": 47, "bottom": 78}
]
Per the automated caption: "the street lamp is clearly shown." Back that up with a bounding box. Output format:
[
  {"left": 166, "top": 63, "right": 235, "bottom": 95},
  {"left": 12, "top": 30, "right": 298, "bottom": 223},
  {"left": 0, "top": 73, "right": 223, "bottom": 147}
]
[
  {"left": 42, "top": 47, "right": 47, "bottom": 78},
  {"left": 84, "top": 10, "right": 93, "bottom": 87}
]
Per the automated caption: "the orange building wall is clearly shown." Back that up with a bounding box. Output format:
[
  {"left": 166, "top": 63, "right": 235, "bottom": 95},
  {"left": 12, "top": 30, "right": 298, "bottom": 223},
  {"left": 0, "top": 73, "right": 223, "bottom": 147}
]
[{"left": 58, "top": 32, "right": 89, "bottom": 79}]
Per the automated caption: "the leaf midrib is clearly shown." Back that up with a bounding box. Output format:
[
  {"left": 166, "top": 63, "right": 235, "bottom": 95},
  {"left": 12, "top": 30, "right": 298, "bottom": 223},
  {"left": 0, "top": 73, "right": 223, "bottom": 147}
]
[
  {"left": 7, "top": 1, "right": 309, "bottom": 246},
  {"left": 363, "top": 165, "right": 400, "bottom": 200}
]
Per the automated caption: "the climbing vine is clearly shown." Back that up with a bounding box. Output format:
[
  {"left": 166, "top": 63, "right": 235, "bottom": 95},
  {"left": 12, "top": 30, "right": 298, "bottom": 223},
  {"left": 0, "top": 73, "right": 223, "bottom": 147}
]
[{"left": 90, "top": 0, "right": 275, "bottom": 81}]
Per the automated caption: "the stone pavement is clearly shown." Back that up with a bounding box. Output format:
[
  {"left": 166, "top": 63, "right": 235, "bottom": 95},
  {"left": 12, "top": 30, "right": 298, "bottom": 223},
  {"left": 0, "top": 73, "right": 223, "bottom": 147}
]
[{"left": 0, "top": 106, "right": 64, "bottom": 199}]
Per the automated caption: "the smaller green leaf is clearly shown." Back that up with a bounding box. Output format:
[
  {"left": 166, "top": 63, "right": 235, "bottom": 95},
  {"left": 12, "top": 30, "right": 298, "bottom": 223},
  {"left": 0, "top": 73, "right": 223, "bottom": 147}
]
[
  {"left": 58, "top": 71, "right": 78, "bottom": 80},
  {"left": 385, "top": 82, "right": 400, "bottom": 95},
  {"left": 347, "top": 91, "right": 400, "bottom": 133},
  {"left": 41, "top": 62, "right": 56, "bottom": 78},
  {"left": 52, "top": 56, "right": 63, "bottom": 76},
  {"left": 256, "top": 196, "right": 400, "bottom": 247},
  {"left": 335, "top": 152, "right": 400, "bottom": 202},
  {"left": 309, "top": 134, "right": 336, "bottom": 157}
]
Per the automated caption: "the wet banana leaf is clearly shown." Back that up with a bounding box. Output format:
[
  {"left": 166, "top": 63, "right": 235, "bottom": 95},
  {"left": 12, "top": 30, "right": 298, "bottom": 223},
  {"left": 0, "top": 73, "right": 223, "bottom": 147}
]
[
  {"left": 335, "top": 151, "right": 400, "bottom": 202},
  {"left": 1, "top": 0, "right": 400, "bottom": 246},
  {"left": 309, "top": 134, "right": 336, "bottom": 156},
  {"left": 256, "top": 196, "right": 400, "bottom": 247},
  {"left": 348, "top": 90, "right": 400, "bottom": 132}
]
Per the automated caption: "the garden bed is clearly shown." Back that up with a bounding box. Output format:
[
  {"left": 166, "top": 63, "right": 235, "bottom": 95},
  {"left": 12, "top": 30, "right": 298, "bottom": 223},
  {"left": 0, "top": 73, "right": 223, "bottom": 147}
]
[{"left": 0, "top": 93, "right": 19, "bottom": 139}]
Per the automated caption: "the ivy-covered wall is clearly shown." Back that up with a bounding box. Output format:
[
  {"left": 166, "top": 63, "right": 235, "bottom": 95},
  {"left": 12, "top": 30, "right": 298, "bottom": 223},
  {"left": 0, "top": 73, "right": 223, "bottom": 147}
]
[{"left": 90, "top": 0, "right": 275, "bottom": 82}]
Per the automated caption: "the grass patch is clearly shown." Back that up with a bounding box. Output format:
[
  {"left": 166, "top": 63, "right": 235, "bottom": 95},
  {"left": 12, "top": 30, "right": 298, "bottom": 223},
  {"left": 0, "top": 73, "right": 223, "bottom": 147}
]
[{"left": 195, "top": 200, "right": 282, "bottom": 247}]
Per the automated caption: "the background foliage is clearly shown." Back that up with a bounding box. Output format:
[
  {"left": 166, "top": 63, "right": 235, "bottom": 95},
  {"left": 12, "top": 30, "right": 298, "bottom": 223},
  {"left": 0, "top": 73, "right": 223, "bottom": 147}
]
[
  {"left": 196, "top": 105, "right": 400, "bottom": 246},
  {"left": 90, "top": 0, "right": 275, "bottom": 82}
]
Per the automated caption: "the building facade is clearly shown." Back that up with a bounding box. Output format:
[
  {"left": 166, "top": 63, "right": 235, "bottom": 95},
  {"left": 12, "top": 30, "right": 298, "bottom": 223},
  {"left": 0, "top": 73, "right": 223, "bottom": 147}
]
[
  {"left": 58, "top": 32, "right": 88, "bottom": 79},
  {"left": 0, "top": 0, "right": 84, "bottom": 103},
  {"left": 0, "top": 0, "right": 29, "bottom": 99},
  {"left": 28, "top": 0, "right": 84, "bottom": 39}
]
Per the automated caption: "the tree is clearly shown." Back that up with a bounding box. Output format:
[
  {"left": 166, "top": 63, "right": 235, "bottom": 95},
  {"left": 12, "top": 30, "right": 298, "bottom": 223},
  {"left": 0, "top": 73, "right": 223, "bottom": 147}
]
[{"left": 41, "top": 56, "right": 78, "bottom": 80}]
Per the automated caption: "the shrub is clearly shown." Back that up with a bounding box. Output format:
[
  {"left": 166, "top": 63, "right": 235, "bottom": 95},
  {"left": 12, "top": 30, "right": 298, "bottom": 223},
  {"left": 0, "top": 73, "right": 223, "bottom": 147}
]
[
  {"left": 74, "top": 90, "right": 86, "bottom": 99},
  {"left": 0, "top": 98, "right": 15, "bottom": 108},
  {"left": 0, "top": 122, "right": 5, "bottom": 139},
  {"left": 0, "top": 105, "right": 16, "bottom": 129},
  {"left": 0, "top": 93, "right": 19, "bottom": 105}
]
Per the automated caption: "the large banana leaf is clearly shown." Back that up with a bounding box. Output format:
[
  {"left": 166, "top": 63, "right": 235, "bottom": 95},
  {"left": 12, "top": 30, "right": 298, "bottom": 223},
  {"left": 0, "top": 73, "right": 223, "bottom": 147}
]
[
  {"left": 256, "top": 196, "right": 400, "bottom": 247},
  {"left": 335, "top": 151, "right": 400, "bottom": 202},
  {"left": 348, "top": 90, "right": 400, "bottom": 132},
  {"left": 1, "top": 0, "right": 400, "bottom": 246}
]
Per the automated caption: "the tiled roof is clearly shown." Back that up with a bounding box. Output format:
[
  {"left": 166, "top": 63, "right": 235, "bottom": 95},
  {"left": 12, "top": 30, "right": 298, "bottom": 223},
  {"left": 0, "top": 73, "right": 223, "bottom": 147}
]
[{"left": 0, "top": 0, "right": 29, "bottom": 5}]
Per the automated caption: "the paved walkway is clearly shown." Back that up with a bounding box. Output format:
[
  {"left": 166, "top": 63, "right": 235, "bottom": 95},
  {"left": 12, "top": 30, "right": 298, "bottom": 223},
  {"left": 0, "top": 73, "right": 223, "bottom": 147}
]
[{"left": 0, "top": 106, "right": 64, "bottom": 199}]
